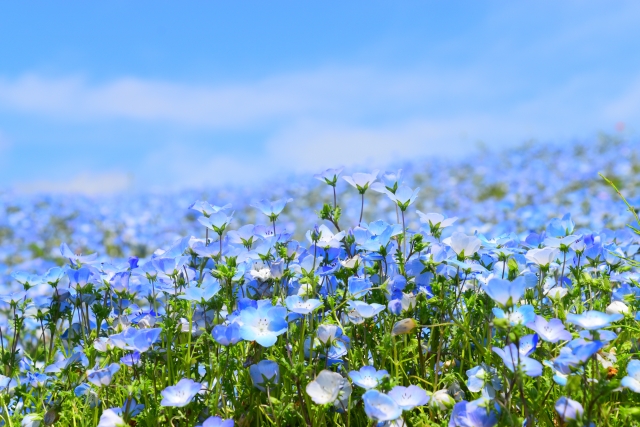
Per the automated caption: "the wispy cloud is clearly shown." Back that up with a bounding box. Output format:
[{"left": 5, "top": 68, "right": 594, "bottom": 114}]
[
  {"left": 0, "top": 68, "right": 480, "bottom": 129},
  {"left": 16, "top": 171, "right": 133, "bottom": 195}
]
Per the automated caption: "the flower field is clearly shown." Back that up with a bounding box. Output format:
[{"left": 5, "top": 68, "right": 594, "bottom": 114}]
[{"left": 1, "top": 135, "right": 640, "bottom": 426}]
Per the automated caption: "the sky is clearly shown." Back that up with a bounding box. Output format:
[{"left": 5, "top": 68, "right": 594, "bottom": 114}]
[{"left": 0, "top": 1, "right": 639, "bottom": 194}]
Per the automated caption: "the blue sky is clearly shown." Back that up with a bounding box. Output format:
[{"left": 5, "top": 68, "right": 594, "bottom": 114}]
[{"left": 0, "top": 1, "right": 639, "bottom": 194}]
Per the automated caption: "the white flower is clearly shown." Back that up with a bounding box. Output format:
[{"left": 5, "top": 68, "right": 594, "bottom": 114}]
[
  {"left": 429, "top": 389, "right": 455, "bottom": 410},
  {"left": 526, "top": 248, "right": 559, "bottom": 266},
  {"left": 606, "top": 301, "right": 629, "bottom": 315},
  {"left": 250, "top": 267, "right": 272, "bottom": 282},
  {"left": 97, "top": 409, "right": 125, "bottom": 427},
  {"left": 306, "top": 370, "right": 347, "bottom": 404},
  {"left": 446, "top": 232, "right": 482, "bottom": 257}
]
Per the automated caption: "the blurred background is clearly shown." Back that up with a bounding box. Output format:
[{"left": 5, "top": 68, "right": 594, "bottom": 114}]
[{"left": 0, "top": 1, "right": 639, "bottom": 194}]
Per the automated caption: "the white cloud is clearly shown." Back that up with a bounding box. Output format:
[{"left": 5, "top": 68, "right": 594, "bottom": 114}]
[
  {"left": 0, "top": 68, "right": 488, "bottom": 130},
  {"left": 15, "top": 171, "right": 133, "bottom": 195}
]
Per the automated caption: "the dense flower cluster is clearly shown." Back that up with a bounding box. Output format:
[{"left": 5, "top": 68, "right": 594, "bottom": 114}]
[{"left": 0, "top": 137, "right": 639, "bottom": 426}]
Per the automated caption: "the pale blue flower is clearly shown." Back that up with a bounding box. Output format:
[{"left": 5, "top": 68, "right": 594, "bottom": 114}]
[
  {"left": 362, "top": 389, "right": 402, "bottom": 422},
  {"left": 120, "top": 351, "right": 141, "bottom": 367},
  {"left": 621, "top": 360, "right": 640, "bottom": 393},
  {"left": 109, "top": 327, "right": 162, "bottom": 353},
  {"left": 179, "top": 277, "right": 221, "bottom": 302},
  {"left": 251, "top": 198, "right": 293, "bottom": 220},
  {"left": 285, "top": 296, "right": 322, "bottom": 314},
  {"left": 349, "top": 365, "right": 389, "bottom": 389},
  {"left": 314, "top": 167, "right": 344, "bottom": 186},
  {"left": 555, "top": 397, "right": 583, "bottom": 421},
  {"left": 316, "top": 324, "right": 343, "bottom": 345},
  {"left": 87, "top": 363, "right": 120, "bottom": 387},
  {"left": 348, "top": 276, "right": 372, "bottom": 299},
  {"left": 346, "top": 301, "right": 385, "bottom": 324},
  {"left": 385, "top": 185, "right": 420, "bottom": 211},
  {"left": 388, "top": 385, "right": 429, "bottom": 411},
  {"left": 160, "top": 378, "right": 201, "bottom": 407},
  {"left": 448, "top": 398, "right": 499, "bottom": 427},
  {"left": 238, "top": 304, "right": 288, "bottom": 347},
  {"left": 198, "top": 211, "right": 234, "bottom": 233},
  {"left": 565, "top": 310, "right": 623, "bottom": 330},
  {"left": 492, "top": 305, "right": 535, "bottom": 327},
  {"left": 492, "top": 343, "right": 542, "bottom": 377},
  {"left": 249, "top": 360, "right": 280, "bottom": 392},
  {"left": 485, "top": 276, "right": 526, "bottom": 307},
  {"left": 200, "top": 416, "right": 235, "bottom": 427},
  {"left": 518, "top": 334, "right": 539, "bottom": 357},
  {"left": 189, "top": 201, "right": 231, "bottom": 216},
  {"left": 526, "top": 315, "right": 572, "bottom": 343},
  {"left": 343, "top": 171, "right": 379, "bottom": 193},
  {"left": 466, "top": 364, "right": 502, "bottom": 399},
  {"left": 212, "top": 322, "right": 242, "bottom": 346},
  {"left": 416, "top": 211, "right": 458, "bottom": 229}
]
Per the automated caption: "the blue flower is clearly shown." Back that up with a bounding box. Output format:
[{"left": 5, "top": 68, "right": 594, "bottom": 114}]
[
  {"left": 485, "top": 276, "right": 527, "bottom": 307},
  {"left": 349, "top": 365, "right": 389, "bottom": 389},
  {"left": 316, "top": 324, "right": 343, "bottom": 344},
  {"left": 388, "top": 385, "right": 429, "bottom": 411},
  {"left": 555, "top": 397, "right": 583, "bottom": 421},
  {"left": 348, "top": 276, "right": 372, "bottom": 299},
  {"left": 448, "top": 398, "right": 500, "bottom": 427},
  {"left": 552, "top": 339, "right": 603, "bottom": 373},
  {"left": 238, "top": 304, "right": 288, "bottom": 347},
  {"left": 249, "top": 360, "right": 280, "bottom": 392},
  {"left": 518, "top": 334, "right": 539, "bottom": 357},
  {"left": 198, "top": 211, "right": 234, "bottom": 233},
  {"left": 492, "top": 343, "right": 542, "bottom": 377},
  {"left": 416, "top": 211, "right": 458, "bottom": 229},
  {"left": 492, "top": 305, "right": 535, "bottom": 327},
  {"left": 526, "top": 315, "right": 572, "bottom": 343},
  {"left": 160, "top": 379, "right": 201, "bottom": 407},
  {"left": 189, "top": 201, "right": 231, "bottom": 216},
  {"left": 212, "top": 322, "right": 242, "bottom": 346},
  {"left": 362, "top": 389, "right": 402, "bottom": 422},
  {"left": 466, "top": 363, "right": 502, "bottom": 399},
  {"left": 578, "top": 329, "right": 617, "bottom": 343},
  {"left": 314, "top": 167, "right": 344, "bottom": 186},
  {"left": 109, "top": 327, "right": 162, "bottom": 353},
  {"left": 151, "top": 256, "right": 190, "bottom": 276},
  {"left": 200, "top": 416, "right": 235, "bottom": 427},
  {"left": 251, "top": 198, "right": 293, "bottom": 221},
  {"left": 543, "top": 360, "right": 568, "bottom": 386},
  {"left": 565, "top": 310, "right": 623, "bottom": 330},
  {"left": 346, "top": 301, "right": 385, "bottom": 323},
  {"left": 67, "top": 267, "right": 93, "bottom": 289},
  {"left": 370, "top": 169, "right": 403, "bottom": 193},
  {"left": 621, "top": 360, "right": 640, "bottom": 393},
  {"left": 179, "top": 278, "right": 221, "bottom": 302},
  {"left": 385, "top": 185, "right": 420, "bottom": 211},
  {"left": 120, "top": 351, "right": 141, "bottom": 367},
  {"left": 285, "top": 296, "right": 322, "bottom": 314},
  {"left": 87, "top": 363, "right": 120, "bottom": 387},
  {"left": 547, "top": 213, "right": 575, "bottom": 237},
  {"left": 343, "top": 171, "right": 379, "bottom": 194}
]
